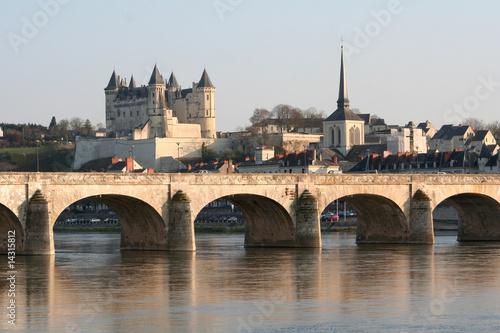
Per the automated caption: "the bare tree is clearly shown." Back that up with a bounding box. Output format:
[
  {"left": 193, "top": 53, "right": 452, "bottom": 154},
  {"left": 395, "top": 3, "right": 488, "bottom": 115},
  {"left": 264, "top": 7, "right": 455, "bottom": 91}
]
[
  {"left": 464, "top": 117, "right": 486, "bottom": 130},
  {"left": 249, "top": 108, "right": 271, "bottom": 126},
  {"left": 69, "top": 117, "right": 84, "bottom": 134}
]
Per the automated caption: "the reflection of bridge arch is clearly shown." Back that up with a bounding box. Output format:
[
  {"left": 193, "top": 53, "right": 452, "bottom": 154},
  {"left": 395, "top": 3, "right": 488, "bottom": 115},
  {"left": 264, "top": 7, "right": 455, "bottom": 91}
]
[
  {"left": 194, "top": 194, "right": 295, "bottom": 247},
  {"left": 321, "top": 194, "right": 409, "bottom": 243},
  {"left": 434, "top": 193, "right": 500, "bottom": 241},
  {"left": 52, "top": 192, "right": 167, "bottom": 251},
  {"left": 0, "top": 203, "right": 25, "bottom": 253}
]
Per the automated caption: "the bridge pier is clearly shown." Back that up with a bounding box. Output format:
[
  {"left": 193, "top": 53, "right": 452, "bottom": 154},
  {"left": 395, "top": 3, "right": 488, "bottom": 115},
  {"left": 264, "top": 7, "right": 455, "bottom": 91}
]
[
  {"left": 24, "top": 190, "right": 55, "bottom": 255},
  {"left": 168, "top": 191, "right": 196, "bottom": 251},
  {"left": 295, "top": 190, "right": 321, "bottom": 248},
  {"left": 409, "top": 190, "right": 434, "bottom": 244}
]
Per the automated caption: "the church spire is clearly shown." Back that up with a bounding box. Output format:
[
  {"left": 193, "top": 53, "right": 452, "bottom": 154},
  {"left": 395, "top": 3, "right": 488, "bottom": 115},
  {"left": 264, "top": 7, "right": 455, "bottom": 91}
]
[{"left": 336, "top": 45, "right": 349, "bottom": 109}]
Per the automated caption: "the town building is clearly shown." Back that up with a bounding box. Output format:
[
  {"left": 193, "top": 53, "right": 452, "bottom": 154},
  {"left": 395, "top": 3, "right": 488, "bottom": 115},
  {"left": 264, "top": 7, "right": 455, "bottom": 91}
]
[
  {"left": 429, "top": 125, "right": 475, "bottom": 151},
  {"left": 465, "top": 130, "right": 497, "bottom": 154},
  {"left": 348, "top": 149, "right": 479, "bottom": 174},
  {"left": 105, "top": 65, "right": 216, "bottom": 139},
  {"left": 386, "top": 125, "right": 427, "bottom": 154},
  {"left": 237, "top": 147, "right": 341, "bottom": 174},
  {"left": 323, "top": 46, "right": 365, "bottom": 156}
]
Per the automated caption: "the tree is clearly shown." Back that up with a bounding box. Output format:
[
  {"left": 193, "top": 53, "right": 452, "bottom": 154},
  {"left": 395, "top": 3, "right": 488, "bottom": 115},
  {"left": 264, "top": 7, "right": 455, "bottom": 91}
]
[
  {"left": 201, "top": 142, "right": 217, "bottom": 163},
  {"left": 83, "top": 119, "right": 94, "bottom": 137},
  {"left": 69, "top": 117, "right": 84, "bottom": 134},
  {"left": 249, "top": 108, "right": 271, "bottom": 126},
  {"left": 487, "top": 121, "right": 500, "bottom": 142},
  {"left": 57, "top": 119, "right": 69, "bottom": 141},
  {"left": 272, "top": 104, "right": 303, "bottom": 131},
  {"left": 49, "top": 116, "right": 57, "bottom": 130},
  {"left": 464, "top": 117, "right": 486, "bottom": 131}
]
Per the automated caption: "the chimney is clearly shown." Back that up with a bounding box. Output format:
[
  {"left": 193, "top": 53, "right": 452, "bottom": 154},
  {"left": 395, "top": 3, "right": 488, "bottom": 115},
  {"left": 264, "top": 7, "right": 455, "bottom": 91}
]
[
  {"left": 313, "top": 150, "right": 317, "bottom": 161},
  {"left": 126, "top": 157, "right": 133, "bottom": 171},
  {"left": 147, "top": 168, "right": 154, "bottom": 173},
  {"left": 188, "top": 164, "right": 192, "bottom": 171},
  {"left": 357, "top": 155, "right": 363, "bottom": 162},
  {"left": 333, "top": 156, "right": 338, "bottom": 165}
]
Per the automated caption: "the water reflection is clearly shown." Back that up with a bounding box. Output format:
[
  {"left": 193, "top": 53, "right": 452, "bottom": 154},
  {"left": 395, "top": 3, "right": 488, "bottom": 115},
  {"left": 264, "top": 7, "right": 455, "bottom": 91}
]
[{"left": 1, "top": 233, "right": 500, "bottom": 332}]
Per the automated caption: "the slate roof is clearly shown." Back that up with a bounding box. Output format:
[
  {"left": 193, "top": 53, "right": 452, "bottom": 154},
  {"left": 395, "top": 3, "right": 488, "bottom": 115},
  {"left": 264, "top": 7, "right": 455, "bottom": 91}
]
[
  {"left": 324, "top": 108, "right": 364, "bottom": 122},
  {"left": 105, "top": 70, "right": 119, "bottom": 90},
  {"left": 148, "top": 64, "right": 164, "bottom": 85},
  {"left": 198, "top": 69, "right": 214, "bottom": 88},
  {"left": 168, "top": 72, "right": 179, "bottom": 87}
]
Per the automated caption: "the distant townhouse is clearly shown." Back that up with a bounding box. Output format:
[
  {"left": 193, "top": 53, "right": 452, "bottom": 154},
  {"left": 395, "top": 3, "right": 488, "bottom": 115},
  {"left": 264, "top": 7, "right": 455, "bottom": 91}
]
[
  {"left": 465, "top": 130, "right": 497, "bottom": 154},
  {"left": 429, "top": 125, "right": 475, "bottom": 151}
]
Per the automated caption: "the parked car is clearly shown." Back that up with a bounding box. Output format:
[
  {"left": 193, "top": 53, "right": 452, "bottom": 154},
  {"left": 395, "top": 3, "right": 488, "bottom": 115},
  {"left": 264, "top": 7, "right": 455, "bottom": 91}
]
[
  {"left": 195, "top": 170, "right": 211, "bottom": 173},
  {"left": 208, "top": 216, "right": 219, "bottom": 222},
  {"left": 320, "top": 212, "right": 334, "bottom": 221},
  {"left": 326, "top": 215, "right": 339, "bottom": 222},
  {"left": 227, "top": 216, "right": 238, "bottom": 222}
]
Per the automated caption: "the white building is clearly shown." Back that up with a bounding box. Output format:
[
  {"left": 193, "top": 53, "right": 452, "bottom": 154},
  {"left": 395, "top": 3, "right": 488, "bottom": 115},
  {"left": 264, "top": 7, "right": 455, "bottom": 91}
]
[
  {"left": 105, "top": 65, "right": 216, "bottom": 139},
  {"left": 387, "top": 127, "right": 427, "bottom": 154}
]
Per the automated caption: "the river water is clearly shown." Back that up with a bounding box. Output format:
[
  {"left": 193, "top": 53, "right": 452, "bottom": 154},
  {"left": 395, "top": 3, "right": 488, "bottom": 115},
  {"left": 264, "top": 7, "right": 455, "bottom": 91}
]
[{"left": 2, "top": 232, "right": 500, "bottom": 332}]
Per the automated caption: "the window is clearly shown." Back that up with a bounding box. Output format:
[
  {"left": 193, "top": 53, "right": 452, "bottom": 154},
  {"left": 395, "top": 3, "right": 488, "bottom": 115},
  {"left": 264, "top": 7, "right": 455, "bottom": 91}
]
[
  {"left": 207, "top": 95, "right": 209, "bottom": 101},
  {"left": 137, "top": 110, "right": 139, "bottom": 116},
  {"left": 130, "top": 111, "right": 132, "bottom": 117}
]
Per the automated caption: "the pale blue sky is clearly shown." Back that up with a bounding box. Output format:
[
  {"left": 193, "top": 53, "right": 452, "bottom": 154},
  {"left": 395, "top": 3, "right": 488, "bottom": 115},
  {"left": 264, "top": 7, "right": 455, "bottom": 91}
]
[{"left": 1, "top": 0, "right": 499, "bottom": 132}]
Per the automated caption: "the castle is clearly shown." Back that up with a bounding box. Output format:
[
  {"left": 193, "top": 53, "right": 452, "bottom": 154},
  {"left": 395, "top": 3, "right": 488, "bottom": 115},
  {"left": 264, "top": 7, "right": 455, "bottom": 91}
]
[{"left": 105, "top": 66, "right": 216, "bottom": 139}]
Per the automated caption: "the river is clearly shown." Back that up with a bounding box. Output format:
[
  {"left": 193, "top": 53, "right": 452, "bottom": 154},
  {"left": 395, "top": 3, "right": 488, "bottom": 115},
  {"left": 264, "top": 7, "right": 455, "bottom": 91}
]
[{"left": 2, "top": 232, "right": 500, "bottom": 332}]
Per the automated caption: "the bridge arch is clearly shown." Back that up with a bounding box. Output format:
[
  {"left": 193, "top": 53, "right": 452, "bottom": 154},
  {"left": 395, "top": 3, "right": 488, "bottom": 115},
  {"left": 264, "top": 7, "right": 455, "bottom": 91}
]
[
  {"left": 193, "top": 194, "right": 296, "bottom": 247},
  {"left": 320, "top": 194, "right": 410, "bottom": 243},
  {"left": 434, "top": 193, "right": 500, "bottom": 241},
  {"left": 53, "top": 194, "right": 167, "bottom": 250},
  {"left": 0, "top": 203, "right": 25, "bottom": 253}
]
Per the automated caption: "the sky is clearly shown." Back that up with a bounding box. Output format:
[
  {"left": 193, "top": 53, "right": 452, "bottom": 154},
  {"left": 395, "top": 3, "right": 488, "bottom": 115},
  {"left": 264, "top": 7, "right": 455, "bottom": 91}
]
[{"left": 1, "top": 0, "right": 500, "bottom": 132}]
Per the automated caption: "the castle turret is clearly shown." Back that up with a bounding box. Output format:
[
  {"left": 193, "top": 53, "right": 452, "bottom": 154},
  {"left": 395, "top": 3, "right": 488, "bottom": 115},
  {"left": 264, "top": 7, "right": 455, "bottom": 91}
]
[
  {"left": 147, "top": 65, "right": 173, "bottom": 137},
  {"left": 196, "top": 69, "right": 216, "bottom": 139},
  {"left": 147, "top": 64, "right": 167, "bottom": 115},
  {"left": 129, "top": 75, "right": 136, "bottom": 89},
  {"left": 105, "top": 70, "right": 119, "bottom": 136}
]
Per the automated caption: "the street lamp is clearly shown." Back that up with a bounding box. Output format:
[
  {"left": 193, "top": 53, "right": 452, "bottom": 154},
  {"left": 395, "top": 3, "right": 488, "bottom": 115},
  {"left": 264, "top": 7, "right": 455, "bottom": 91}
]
[
  {"left": 131, "top": 145, "right": 135, "bottom": 161},
  {"left": 415, "top": 146, "right": 419, "bottom": 174},
  {"left": 36, "top": 140, "right": 40, "bottom": 172},
  {"left": 176, "top": 142, "right": 181, "bottom": 173}
]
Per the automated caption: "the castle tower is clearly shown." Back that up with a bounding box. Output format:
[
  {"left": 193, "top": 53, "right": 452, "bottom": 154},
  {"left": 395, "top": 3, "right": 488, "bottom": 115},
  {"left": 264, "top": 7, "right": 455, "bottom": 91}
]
[
  {"left": 323, "top": 45, "right": 365, "bottom": 156},
  {"left": 196, "top": 68, "right": 216, "bottom": 139},
  {"left": 104, "top": 70, "right": 119, "bottom": 137},
  {"left": 147, "top": 65, "right": 173, "bottom": 138}
]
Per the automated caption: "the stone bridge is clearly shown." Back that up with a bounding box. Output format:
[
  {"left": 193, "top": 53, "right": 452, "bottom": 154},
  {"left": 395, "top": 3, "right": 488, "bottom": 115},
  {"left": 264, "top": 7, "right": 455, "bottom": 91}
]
[{"left": 0, "top": 172, "right": 499, "bottom": 255}]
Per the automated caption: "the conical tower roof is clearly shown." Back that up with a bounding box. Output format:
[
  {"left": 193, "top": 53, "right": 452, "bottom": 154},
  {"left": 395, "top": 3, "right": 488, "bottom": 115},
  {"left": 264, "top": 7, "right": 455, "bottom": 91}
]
[
  {"left": 129, "top": 75, "right": 136, "bottom": 88},
  {"left": 105, "top": 70, "right": 119, "bottom": 90},
  {"left": 198, "top": 68, "right": 214, "bottom": 88},
  {"left": 148, "top": 64, "right": 164, "bottom": 85},
  {"left": 168, "top": 72, "right": 179, "bottom": 87},
  {"left": 324, "top": 46, "right": 363, "bottom": 122}
]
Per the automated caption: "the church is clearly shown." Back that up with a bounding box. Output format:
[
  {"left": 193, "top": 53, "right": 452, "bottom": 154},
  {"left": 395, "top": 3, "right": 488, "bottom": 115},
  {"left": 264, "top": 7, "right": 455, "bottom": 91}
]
[
  {"left": 105, "top": 66, "right": 216, "bottom": 139},
  {"left": 323, "top": 45, "right": 365, "bottom": 156}
]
